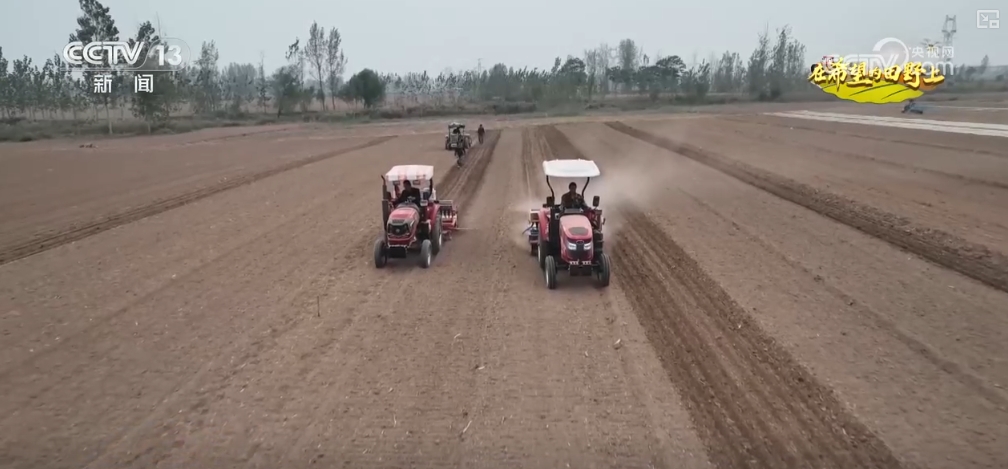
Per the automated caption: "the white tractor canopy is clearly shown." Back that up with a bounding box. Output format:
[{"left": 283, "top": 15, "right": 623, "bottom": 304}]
[
  {"left": 384, "top": 165, "right": 435, "bottom": 185},
  {"left": 542, "top": 159, "right": 601, "bottom": 178}
]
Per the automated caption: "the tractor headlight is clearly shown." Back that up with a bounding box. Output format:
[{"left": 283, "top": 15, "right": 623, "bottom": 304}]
[
  {"left": 567, "top": 242, "right": 577, "bottom": 250},
  {"left": 584, "top": 242, "right": 592, "bottom": 251}
]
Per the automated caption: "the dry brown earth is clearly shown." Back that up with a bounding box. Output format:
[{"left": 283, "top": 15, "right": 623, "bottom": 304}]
[{"left": 1, "top": 102, "right": 1006, "bottom": 468}]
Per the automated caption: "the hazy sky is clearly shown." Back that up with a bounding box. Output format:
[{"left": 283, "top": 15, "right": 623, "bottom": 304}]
[{"left": 2, "top": 0, "right": 1005, "bottom": 77}]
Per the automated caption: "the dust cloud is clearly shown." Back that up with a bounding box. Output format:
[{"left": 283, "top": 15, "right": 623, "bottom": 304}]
[
  {"left": 506, "top": 195, "right": 545, "bottom": 252},
  {"left": 586, "top": 163, "right": 664, "bottom": 245},
  {"left": 505, "top": 163, "right": 664, "bottom": 253}
]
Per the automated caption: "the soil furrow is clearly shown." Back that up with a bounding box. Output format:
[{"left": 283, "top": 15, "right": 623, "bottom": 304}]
[
  {"left": 605, "top": 121, "right": 1008, "bottom": 294},
  {"left": 0, "top": 135, "right": 395, "bottom": 266},
  {"left": 540, "top": 124, "right": 905, "bottom": 469},
  {"left": 520, "top": 127, "right": 539, "bottom": 200},
  {"left": 440, "top": 130, "right": 501, "bottom": 201}
]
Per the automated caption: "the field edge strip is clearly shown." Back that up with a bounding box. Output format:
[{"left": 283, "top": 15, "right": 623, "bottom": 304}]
[
  {"left": 724, "top": 115, "right": 1008, "bottom": 158},
  {"left": 715, "top": 117, "right": 1008, "bottom": 190}
]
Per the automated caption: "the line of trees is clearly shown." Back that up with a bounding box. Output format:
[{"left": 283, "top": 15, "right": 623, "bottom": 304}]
[
  {"left": 0, "top": 0, "right": 816, "bottom": 133},
  {"left": 376, "top": 29, "right": 809, "bottom": 107}
]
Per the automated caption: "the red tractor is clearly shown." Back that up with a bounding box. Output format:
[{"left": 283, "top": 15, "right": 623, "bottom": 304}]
[
  {"left": 526, "top": 159, "right": 611, "bottom": 289},
  {"left": 374, "top": 165, "right": 459, "bottom": 268}
]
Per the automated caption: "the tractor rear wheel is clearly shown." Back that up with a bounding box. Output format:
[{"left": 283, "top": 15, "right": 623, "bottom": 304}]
[
  {"left": 544, "top": 255, "right": 558, "bottom": 290},
  {"left": 419, "top": 239, "right": 433, "bottom": 268},
  {"left": 595, "top": 252, "right": 611, "bottom": 287},
  {"left": 431, "top": 216, "right": 443, "bottom": 255},
  {"left": 374, "top": 237, "right": 388, "bottom": 268},
  {"left": 537, "top": 234, "right": 547, "bottom": 268}
]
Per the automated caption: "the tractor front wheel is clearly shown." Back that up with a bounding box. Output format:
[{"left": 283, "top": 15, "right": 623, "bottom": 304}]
[
  {"left": 595, "top": 252, "right": 611, "bottom": 287},
  {"left": 544, "top": 255, "right": 558, "bottom": 289},
  {"left": 374, "top": 237, "right": 388, "bottom": 268},
  {"left": 419, "top": 239, "right": 433, "bottom": 268}
]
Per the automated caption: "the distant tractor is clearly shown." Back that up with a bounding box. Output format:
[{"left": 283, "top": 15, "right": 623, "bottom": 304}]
[
  {"left": 445, "top": 122, "right": 472, "bottom": 166},
  {"left": 902, "top": 99, "right": 924, "bottom": 114},
  {"left": 445, "top": 122, "right": 472, "bottom": 151}
]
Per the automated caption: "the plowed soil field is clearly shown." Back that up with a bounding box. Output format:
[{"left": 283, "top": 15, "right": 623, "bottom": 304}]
[{"left": 2, "top": 103, "right": 1007, "bottom": 469}]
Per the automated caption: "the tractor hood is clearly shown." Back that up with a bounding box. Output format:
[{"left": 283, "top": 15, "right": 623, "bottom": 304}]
[
  {"left": 387, "top": 205, "right": 420, "bottom": 239},
  {"left": 559, "top": 214, "right": 593, "bottom": 241},
  {"left": 388, "top": 205, "right": 420, "bottom": 224}
]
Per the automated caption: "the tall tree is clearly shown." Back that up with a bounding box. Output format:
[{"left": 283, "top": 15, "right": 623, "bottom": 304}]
[
  {"left": 255, "top": 52, "right": 270, "bottom": 112},
  {"left": 747, "top": 26, "right": 771, "bottom": 98},
  {"left": 595, "top": 43, "right": 612, "bottom": 97},
  {"left": 978, "top": 55, "right": 989, "bottom": 77},
  {"left": 617, "top": 39, "right": 639, "bottom": 93},
  {"left": 342, "top": 68, "right": 385, "bottom": 108},
  {"left": 270, "top": 65, "right": 300, "bottom": 117},
  {"left": 128, "top": 21, "right": 173, "bottom": 130},
  {"left": 304, "top": 22, "right": 327, "bottom": 110},
  {"left": 324, "top": 28, "right": 347, "bottom": 110},
  {"left": 69, "top": 0, "right": 120, "bottom": 133},
  {"left": 584, "top": 49, "right": 599, "bottom": 100},
  {"left": 285, "top": 38, "right": 311, "bottom": 111},
  {"left": 192, "top": 41, "right": 221, "bottom": 113},
  {"left": 0, "top": 47, "right": 9, "bottom": 118},
  {"left": 221, "top": 62, "right": 256, "bottom": 113},
  {"left": 10, "top": 57, "right": 32, "bottom": 118}
]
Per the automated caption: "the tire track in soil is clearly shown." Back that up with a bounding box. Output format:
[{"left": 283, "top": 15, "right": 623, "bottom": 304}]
[
  {"left": 540, "top": 124, "right": 906, "bottom": 469},
  {"left": 276, "top": 131, "right": 503, "bottom": 466},
  {"left": 606, "top": 121, "right": 1008, "bottom": 295},
  {"left": 0, "top": 135, "right": 395, "bottom": 266},
  {"left": 520, "top": 127, "right": 541, "bottom": 200}
]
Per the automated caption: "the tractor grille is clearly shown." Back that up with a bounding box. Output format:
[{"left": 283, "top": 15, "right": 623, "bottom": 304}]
[
  {"left": 388, "top": 221, "right": 411, "bottom": 237},
  {"left": 572, "top": 240, "right": 590, "bottom": 261}
]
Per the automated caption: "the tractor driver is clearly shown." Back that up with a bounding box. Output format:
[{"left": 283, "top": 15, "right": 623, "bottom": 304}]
[
  {"left": 561, "top": 182, "right": 587, "bottom": 210},
  {"left": 394, "top": 180, "right": 423, "bottom": 207}
]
